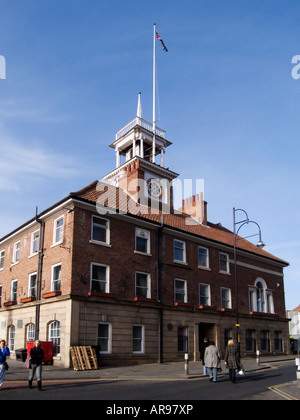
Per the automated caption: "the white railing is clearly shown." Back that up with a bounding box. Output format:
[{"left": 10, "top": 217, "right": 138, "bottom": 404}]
[{"left": 115, "top": 117, "right": 166, "bottom": 141}]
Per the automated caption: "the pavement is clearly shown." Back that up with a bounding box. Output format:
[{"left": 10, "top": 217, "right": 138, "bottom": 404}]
[{"left": 2, "top": 355, "right": 300, "bottom": 400}]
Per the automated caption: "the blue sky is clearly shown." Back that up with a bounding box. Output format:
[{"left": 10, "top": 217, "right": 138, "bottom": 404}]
[{"left": 0, "top": 0, "right": 299, "bottom": 310}]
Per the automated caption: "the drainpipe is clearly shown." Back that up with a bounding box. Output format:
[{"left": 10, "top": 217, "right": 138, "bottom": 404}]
[
  {"left": 35, "top": 208, "right": 45, "bottom": 340},
  {"left": 157, "top": 216, "right": 164, "bottom": 363}
]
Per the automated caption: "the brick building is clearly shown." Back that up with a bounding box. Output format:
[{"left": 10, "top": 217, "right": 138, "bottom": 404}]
[{"left": 0, "top": 96, "right": 290, "bottom": 367}]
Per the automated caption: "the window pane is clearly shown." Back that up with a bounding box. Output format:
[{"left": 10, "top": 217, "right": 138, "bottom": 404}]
[
  {"left": 133, "top": 326, "right": 143, "bottom": 353},
  {"left": 92, "top": 217, "right": 107, "bottom": 243},
  {"left": 175, "top": 280, "right": 186, "bottom": 303},
  {"left": 198, "top": 248, "right": 208, "bottom": 267},
  {"left": 174, "top": 241, "right": 184, "bottom": 261},
  {"left": 136, "top": 237, "right": 148, "bottom": 253},
  {"left": 136, "top": 273, "right": 148, "bottom": 298},
  {"left": 98, "top": 324, "right": 109, "bottom": 353},
  {"left": 92, "top": 265, "right": 107, "bottom": 293},
  {"left": 199, "top": 284, "right": 209, "bottom": 306}
]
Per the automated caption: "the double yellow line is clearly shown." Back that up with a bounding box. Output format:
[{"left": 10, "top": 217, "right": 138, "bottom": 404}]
[{"left": 268, "top": 383, "right": 299, "bottom": 400}]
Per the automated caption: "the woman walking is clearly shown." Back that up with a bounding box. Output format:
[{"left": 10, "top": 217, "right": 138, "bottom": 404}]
[
  {"left": 0, "top": 340, "right": 10, "bottom": 390},
  {"left": 224, "top": 339, "right": 240, "bottom": 384},
  {"left": 204, "top": 341, "right": 221, "bottom": 383},
  {"left": 28, "top": 340, "right": 44, "bottom": 391}
]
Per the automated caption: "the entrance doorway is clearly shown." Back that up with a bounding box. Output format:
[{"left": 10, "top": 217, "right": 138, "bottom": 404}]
[{"left": 199, "top": 323, "right": 216, "bottom": 349}]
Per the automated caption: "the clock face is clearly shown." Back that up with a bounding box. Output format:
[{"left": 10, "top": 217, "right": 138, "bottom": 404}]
[{"left": 148, "top": 180, "right": 162, "bottom": 198}]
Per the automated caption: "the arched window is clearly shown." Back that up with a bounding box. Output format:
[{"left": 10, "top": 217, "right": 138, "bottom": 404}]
[
  {"left": 8, "top": 325, "right": 15, "bottom": 351},
  {"left": 249, "top": 278, "right": 274, "bottom": 314},
  {"left": 26, "top": 323, "right": 36, "bottom": 342},
  {"left": 48, "top": 321, "right": 61, "bottom": 356},
  {"left": 256, "top": 281, "right": 265, "bottom": 313}
]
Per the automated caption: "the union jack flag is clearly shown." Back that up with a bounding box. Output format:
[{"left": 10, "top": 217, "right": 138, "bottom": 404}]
[{"left": 156, "top": 32, "right": 168, "bottom": 52}]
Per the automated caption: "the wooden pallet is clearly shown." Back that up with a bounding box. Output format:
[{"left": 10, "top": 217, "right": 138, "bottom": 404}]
[{"left": 70, "top": 346, "right": 98, "bottom": 371}]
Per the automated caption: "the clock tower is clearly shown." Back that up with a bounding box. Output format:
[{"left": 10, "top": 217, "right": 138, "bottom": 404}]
[{"left": 103, "top": 93, "right": 179, "bottom": 214}]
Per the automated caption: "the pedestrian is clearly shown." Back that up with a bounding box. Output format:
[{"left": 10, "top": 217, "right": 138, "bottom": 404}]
[
  {"left": 28, "top": 340, "right": 44, "bottom": 391},
  {"left": 200, "top": 337, "right": 209, "bottom": 375},
  {"left": 0, "top": 339, "right": 10, "bottom": 390},
  {"left": 224, "top": 339, "right": 240, "bottom": 384},
  {"left": 204, "top": 341, "right": 221, "bottom": 383}
]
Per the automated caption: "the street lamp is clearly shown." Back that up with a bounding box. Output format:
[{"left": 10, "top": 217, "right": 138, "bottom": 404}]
[{"left": 233, "top": 208, "right": 265, "bottom": 355}]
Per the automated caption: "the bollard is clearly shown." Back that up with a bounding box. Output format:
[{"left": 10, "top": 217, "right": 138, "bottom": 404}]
[
  {"left": 296, "top": 358, "right": 300, "bottom": 380},
  {"left": 256, "top": 350, "right": 260, "bottom": 366},
  {"left": 185, "top": 353, "right": 189, "bottom": 375}
]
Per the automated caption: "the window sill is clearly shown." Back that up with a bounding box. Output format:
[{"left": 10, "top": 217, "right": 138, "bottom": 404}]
[
  {"left": 174, "top": 302, "right": 193, "bottom": 308},
  {"left": 219, "top": 270, "right": 231, "bottom": 276},
  {"left": 198, "top": 266, "right": 211, "bottom": 271},
  {"left": 89, "top": 240, "right": 112, "bottom": 248},
  {"left": 42, "top": 291, "right": 62, "bottom": 299},
  {"left": 199, "top": 305, "right": 217, "bottom": 311},
  {"left": 21, "top": 297, "right": 36, "bottom": 303},
  {"left": 4, "top": 301, "right": 17, "bottom": 307},
  {"left": 134, "top": 297, "right": 156, "bottom": 303},
  {"left": 249, "top": 311, "right": 278, "bottom": 317},
  {"left": 134, "top": 251, "right": 152, "bottom": 257},
  {"left": 173, "top": 260, "right": 188, "bottom": 266},
  {"left": 88, "top": 292, "right": 115, "bottom": 298}
]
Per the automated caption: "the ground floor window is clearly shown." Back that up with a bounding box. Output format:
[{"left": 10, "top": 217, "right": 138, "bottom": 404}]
[
  {"left": 246, "top": 329, "right": 255, "bottom": 353},
  {"left": 8, "top": 325, "right": 15, "bottom": 352},
  {"left": 132, "top": 325, "right": 144, "bottom": 353},
  {"left": 49, "top": 321, "right": 61, "bottom": 356},
  {"left": 178, "top": 326, "right": 188, "bottom": 353},
  {"left": 274, "top": 331, "right": 282, "bottom": 352},
  {"left": 97, "top": 323, "right": 111, "bottom": 354},
  {"left": 260, "top": 330, "right": 270, "bottom": 352},
  {"left": 26, "top": 323, "right": 35, "bottom": 342}
]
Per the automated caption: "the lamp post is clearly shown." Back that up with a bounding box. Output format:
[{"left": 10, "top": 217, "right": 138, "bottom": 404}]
[{"left": 233, "top": 208, "right": 265, "bottom": 355}]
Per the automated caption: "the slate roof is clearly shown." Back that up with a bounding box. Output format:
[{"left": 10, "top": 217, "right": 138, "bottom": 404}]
[{"left": 70, "top": 180, "right": 289, "bottom": 266}]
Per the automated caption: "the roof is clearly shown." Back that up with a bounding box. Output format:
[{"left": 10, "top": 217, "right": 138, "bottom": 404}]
[
  {"left": 291, "top": 305, "right": 300, "bottom": 312},
  {"left": 70, "top": 180, "right": 289, "bottom": 266}
]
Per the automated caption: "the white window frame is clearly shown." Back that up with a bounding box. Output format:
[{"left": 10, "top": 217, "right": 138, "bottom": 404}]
[
  {"left": 30, "top": 230, "right": 40, "bottom": 255},
  {"left": 12, "top": 241, "right": 20, "bottom": 264},
  {"left": 221, "top": 287, "right": 232, "bottom": 309},
  {"left": 8, "top": 325, "right": 15, "bottom": 352},
  {"left": 28, "top": 272, "right": 37, "bottom": 298},
  {"left": 51, "top": 263, "right": 61, "bottom": 292},
  {"left": 91, "top": 215, "right": 110, "bottom": 245},
  {"left": 174, "top": 278, "right": 187, "bottom": 303},
  {"left": 53, "top": 216, "right": 64, "bottom": 245},
  {"left": 132, "top": 325, "right": 145, "bottom": 354},
  {"left": 26, "top": 323, "right": 36, "bottom": 342},
  {"left": 199, "top": 283, "right": 211, "bottom": 306},
  {"left": 90, "top": 263, "right": 110, "bottom": 294},
  {"left": 0, "top": 285, "right": 2, "bottom": 307},
  {"left": 97, "top": 322, "right": 112, "bottom": 354},
  {"left": 0, "top": 250, "right": 5, "bottom": 270},
  {"left": 174, "top": 239, "right": 186, "bottom": 264},
  {"left": 135, "top": 228, "right": 151, "bottom": 255},
  {"left": 219, "top": 252, "right": 230, "bottom": 274},
  {"left": 135, "top": 272, "right": 151, "bottom": 299},
  {"left": 49, "top": 321, "right": 61, "bottom": 356},
  {"left": 198, "top": 246, "right": 209, "bottom": 269},
  {"left": 11, "top": 279, "right": 18, "bottom": 302}
]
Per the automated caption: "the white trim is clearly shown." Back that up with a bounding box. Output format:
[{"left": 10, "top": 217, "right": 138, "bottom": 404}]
[
  {"left": 53, "top": 216, "right": 64, "bottom": 246},
  {"left": 174, "top": 278, "right": 187, "bottom": 303},
  {"left": 135, "top": 271, "right": 151, "bottom": 299},
  {"left": 51, "top": 263, "right": 62, "bottom": 292},
  {"left": 132, "top": 325, "right": 145, "bottom": 354},
  {"left": 90, "top": 263, "right": 110, "bottom": 294},
  {"left": 173, "top": 239, "right": 187, "bottom": 264}
]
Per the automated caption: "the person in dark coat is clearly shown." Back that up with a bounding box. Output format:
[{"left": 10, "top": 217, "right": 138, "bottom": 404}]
[
  {"left": 200, "top": 337, "right": 209, "bottom": 375},
  {"left": 28, "top": 340, "right": 44, "bottom": 390},
  {"left": 224, "top": 339, "right": 240, "bottom": 384}
]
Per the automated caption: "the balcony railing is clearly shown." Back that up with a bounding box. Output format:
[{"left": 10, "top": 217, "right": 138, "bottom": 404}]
[{"left": 115, "top": 117, "right": 166, "bottom": 141}]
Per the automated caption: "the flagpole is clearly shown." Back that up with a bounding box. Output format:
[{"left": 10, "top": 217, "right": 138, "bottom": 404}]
[{"left": 152, "top": 23, "right": 156, "bottom": 164}]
